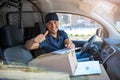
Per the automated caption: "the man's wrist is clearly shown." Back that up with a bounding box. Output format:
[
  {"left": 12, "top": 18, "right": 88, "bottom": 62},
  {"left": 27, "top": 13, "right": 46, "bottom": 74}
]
[{"left": 32, "top": 38, "right": 36, "bottom": 43}]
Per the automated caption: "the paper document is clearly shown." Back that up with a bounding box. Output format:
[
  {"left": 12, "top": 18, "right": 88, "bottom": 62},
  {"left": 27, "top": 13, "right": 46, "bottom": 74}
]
[
  {"left": 74, "top": 61, "right": 101, "bottom": 76},
  {"left": 51, "top": 47, "right": 81, "bottom": 54}
]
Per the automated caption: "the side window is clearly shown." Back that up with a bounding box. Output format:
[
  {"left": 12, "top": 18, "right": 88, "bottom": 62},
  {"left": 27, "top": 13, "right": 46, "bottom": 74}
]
[{"left": 57, "top": 13, "right": 103, "bottom": 41}]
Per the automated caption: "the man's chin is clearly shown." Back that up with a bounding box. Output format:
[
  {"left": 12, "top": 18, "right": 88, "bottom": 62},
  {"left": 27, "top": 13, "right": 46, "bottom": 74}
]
[{"left": 51, "top": 30, "right": 57, "bottom": 34}]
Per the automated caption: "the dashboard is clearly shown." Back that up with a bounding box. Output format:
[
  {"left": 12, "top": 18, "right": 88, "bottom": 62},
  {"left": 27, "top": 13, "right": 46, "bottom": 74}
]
[
  {"left": 100, "top": 45, "right": 116, "bottom": 64},
  {"left": 100, "top": 38, "right": 120, "bottom": 80}
]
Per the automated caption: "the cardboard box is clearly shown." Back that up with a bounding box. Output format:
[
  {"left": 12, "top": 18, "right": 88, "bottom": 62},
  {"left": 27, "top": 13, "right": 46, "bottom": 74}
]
[{"left": 28, "top": 50, "right": 78, "bottom": 75}]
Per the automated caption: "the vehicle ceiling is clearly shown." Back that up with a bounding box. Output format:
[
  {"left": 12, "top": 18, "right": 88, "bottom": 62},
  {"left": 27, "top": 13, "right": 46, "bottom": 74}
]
[
  {"left": 30, "top": 0, "right": 120, "bottom": 25},
  {"left": 0, "top": 0, "right": 120, "bottom": 26}
]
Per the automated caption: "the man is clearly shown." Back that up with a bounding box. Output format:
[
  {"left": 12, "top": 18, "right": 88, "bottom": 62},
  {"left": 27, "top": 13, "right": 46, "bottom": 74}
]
[{"left": 24, "top": 12, "right": 75, "bottom": 53}]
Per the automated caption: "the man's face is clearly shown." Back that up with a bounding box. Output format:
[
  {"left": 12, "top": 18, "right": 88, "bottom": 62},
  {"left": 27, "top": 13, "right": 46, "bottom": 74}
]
[{"left": 45, "top": 20, "right": 59, "bottom": 34}]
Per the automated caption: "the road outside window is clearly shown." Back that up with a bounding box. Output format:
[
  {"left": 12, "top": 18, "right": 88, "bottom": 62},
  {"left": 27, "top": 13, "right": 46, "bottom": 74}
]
[{"left": 57, "top": 13, "right": 102, "bottom": 41}]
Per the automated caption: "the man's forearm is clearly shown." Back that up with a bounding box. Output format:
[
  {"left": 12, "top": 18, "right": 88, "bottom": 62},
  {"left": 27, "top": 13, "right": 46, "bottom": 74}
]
[{"left": 24, "top": 38, "right": 39, "bottom": 50}]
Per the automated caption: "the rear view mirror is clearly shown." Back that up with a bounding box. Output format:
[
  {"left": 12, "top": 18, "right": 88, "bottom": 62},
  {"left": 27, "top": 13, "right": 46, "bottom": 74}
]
[{"left": 96, "top": 28, "right": 103, "bottom": 38}]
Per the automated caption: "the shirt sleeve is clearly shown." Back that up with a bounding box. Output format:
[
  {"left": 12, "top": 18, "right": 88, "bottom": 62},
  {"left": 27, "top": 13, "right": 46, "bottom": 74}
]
[{"left": 39, "top": 41, "right": 45, "bottom": 48}]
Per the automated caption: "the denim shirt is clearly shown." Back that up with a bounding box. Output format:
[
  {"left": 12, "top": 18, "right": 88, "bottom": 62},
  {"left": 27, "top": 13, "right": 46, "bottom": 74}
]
[{"left": 39, "top": 30, "right": 68, "bottom": 53}]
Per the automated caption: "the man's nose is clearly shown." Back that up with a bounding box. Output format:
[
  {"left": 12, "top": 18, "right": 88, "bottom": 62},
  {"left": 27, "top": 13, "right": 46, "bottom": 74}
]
[{"left": 51, "top": 23, "right": 56, "bottom": 28}]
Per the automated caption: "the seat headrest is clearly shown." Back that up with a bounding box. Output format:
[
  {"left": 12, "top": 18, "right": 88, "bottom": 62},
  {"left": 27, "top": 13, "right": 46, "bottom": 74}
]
[
  {"left": 0, "top": 25, "right": 24, "bottom": 48},
  {"left": 34, "top": 22, "right": 46, "bottom": 34}
]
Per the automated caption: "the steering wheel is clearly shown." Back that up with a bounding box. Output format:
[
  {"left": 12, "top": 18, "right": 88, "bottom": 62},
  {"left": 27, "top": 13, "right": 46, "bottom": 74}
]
[{"left": 79, "top": 35, "right": 96, "bottom": 55}]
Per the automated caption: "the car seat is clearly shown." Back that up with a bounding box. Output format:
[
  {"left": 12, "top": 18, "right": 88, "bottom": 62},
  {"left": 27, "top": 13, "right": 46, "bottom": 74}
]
[
  {"left": 30, "top": 22, "right": 47, "bottom": 57},
  {"left": 0, "top": 25, "right": 33, "bottom": 65}
]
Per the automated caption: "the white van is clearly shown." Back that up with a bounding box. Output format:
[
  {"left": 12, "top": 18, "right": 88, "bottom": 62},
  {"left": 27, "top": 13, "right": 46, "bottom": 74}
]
[{"left": 0, "top": 0, "right": 120, "bottom": 80}]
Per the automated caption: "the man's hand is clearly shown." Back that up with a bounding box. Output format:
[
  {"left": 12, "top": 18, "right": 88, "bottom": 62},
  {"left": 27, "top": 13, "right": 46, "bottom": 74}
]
[
  {"left": 33, "top": 31, "right": 48, "bottom": 43},
  {"left": 64, "top": 39, "right": 75, "bottom": 49}
]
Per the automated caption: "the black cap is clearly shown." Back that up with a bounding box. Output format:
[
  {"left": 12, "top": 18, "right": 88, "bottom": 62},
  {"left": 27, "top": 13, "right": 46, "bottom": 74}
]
[{"left": 45, "top": 12, "right": 59, "bottom": 23}]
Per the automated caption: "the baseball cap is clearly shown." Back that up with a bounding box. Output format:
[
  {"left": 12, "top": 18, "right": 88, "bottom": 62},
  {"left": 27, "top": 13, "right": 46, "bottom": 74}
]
[{"left": 45, "top": 12, "right": 59, "bottom": 23}]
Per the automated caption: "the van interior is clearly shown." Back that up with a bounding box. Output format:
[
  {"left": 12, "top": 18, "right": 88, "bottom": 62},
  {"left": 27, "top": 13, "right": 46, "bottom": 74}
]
[{"left": 0, "top": 0, "right": 120, "bottom": 80}]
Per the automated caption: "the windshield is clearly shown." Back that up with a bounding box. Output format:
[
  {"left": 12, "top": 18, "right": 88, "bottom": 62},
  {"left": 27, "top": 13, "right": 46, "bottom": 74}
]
[{"left": 76, "top": 0, "right": 120, "bottom": 33}]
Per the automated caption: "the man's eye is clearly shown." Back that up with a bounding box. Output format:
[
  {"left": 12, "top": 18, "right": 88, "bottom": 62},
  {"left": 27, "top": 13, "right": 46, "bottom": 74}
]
[{"left": 54, "top": 22, "right": 57, "bottom": 24}]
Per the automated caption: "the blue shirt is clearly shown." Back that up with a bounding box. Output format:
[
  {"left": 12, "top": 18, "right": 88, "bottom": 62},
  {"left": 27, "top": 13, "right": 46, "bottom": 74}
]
[{"left": 39, "top": 30, "right": 68, "bottom": 53}]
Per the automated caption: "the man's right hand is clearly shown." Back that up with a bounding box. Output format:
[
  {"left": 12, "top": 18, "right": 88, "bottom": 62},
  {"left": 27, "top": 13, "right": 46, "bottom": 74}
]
[{"left": 33, "top": 31, "right": 48, "bottom": 43}]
